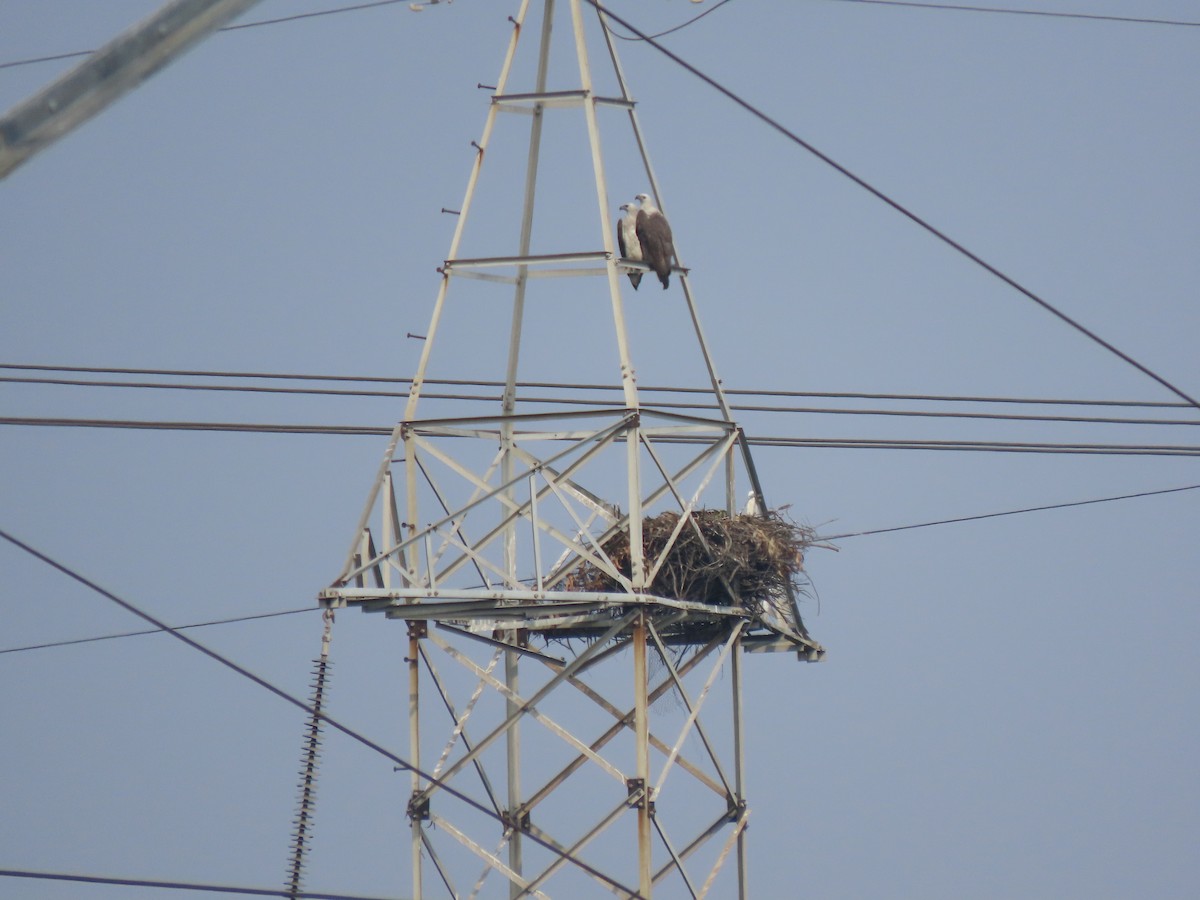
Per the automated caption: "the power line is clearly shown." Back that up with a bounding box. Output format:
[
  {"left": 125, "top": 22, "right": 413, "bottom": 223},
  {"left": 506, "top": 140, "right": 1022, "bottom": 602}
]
[
  {"left": 0, "top": 606, "right": 315, "bottom": 656},
  {"left": 818, "top": 483, "right": 1200, "bottom": 541},
  {"left": 0, "top": 527, "right": 645, "bottom": 899},
  {"left": 585, "top": 0, "right": 1200, "bottom": 413},
  {"left": 0, "top": 868, "right": 403, "bottom": 900},
  {"left": 748, "top": 436, "right": 1200, "bottom": 456},
  {"left": 821, "top": 0, "right": 1200, "bottom": 27},
  {"left": 3, "top": 362, "right": 1195, "bottom": 410},
  {"left": 0, "top": 362, "right": 412, "bottom": 382},
  {"left": 0, "top": 0, "right": 414, "bottom": 71},
  {"left": 219, "top": 0, "right": 411, "bottom": 33},
  {"left": 0, "top": 49, "right": 93, "bottom": 71},
  {"left": 0, "top": 477, "right": 1193, "bottom": 670},
  {"left": 4, "top": 3, "right": 1192, "bottom": 416},
  {"left": 5, "top": 477, "right": 1196, "bottom": 658},
  {"left": 5, "top": 373, "right": 1200, "bottom": 429},
  {"left": 4, "top": 415, "right": 1200, "bottom": 456},
  {"left": 605, "top": 0, "right": 737, "bottom": 40},
  {"left": 4, "top": 0, "right": 1191, "bottom": 73},
  {"left": 0, "top": 416, "right": 385, "bottom": 436}
]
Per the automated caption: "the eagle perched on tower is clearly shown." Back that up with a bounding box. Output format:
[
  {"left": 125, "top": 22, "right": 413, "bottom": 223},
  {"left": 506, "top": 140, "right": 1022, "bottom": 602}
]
[
  {"left": 617, "top": 194, "right": 677, "bottom": 290},
  {"left": 616, "top": 202, "right": 643, "bottom": 290}
]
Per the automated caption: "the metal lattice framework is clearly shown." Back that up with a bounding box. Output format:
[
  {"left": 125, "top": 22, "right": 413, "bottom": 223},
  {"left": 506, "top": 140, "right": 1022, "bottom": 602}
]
[{"left": 319, "top": 1, "right": 822, "bottom": 896}]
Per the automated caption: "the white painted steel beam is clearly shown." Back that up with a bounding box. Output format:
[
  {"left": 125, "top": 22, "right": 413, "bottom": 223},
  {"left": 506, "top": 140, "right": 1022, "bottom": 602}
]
[
  {"left": 492, "top": 89, "right": 636, "bottom": 111},
  {"left": 0, "top": 0, "right": 263, "bottom": 178},
  {"left": 428, "top": 814, "right": 549, "bottom": 900},
  {"left": 555, "top": 638, "right": 729, "bottom": 800},
  {"left": 412, "top": 613, "right": 635, "bottom": 807},
  {"left": 519, "top": 797, "right": 632, "bottom": 896},
  {"left": 417, "top": 642, "right": 504, "bottom": 811}
]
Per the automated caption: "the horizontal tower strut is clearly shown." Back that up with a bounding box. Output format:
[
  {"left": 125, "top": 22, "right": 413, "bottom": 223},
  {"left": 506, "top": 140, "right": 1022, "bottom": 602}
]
[
  {"left": 493, "top": 89, "right": 636, "bottom": 110},
  {"left": 321, "top": 588, "right": 748, "bottom": 614},
  {"left": 440, "top": 251, "right": 688, "bottom": 283}
]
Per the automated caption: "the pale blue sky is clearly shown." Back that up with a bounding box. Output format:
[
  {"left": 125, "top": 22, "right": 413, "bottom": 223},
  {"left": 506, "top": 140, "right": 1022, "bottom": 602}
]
[{"left": 3, "top": 2, "right": 1199, "bottom": 898}]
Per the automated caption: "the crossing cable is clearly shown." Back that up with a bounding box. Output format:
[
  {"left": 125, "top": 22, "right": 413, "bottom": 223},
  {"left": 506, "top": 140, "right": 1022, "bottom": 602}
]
[
  {"left": 2, "top": 364, "right": 1193, "bottom": 410},
  {"left": 0, "top": 868, "right": 399, "bottom": 899},
  {"left": 2, "top": 0, "right": 1195, "bottom": 72},
  {"left": 817, "top": 483, "right": 1200, "bottom": 541},
  {"left": 584, "top": 0, "right": 1200, "bottom": 413},
  {"left": 4, "top": 416, "right": 1200, "bottom": 456},
  {"left": 4, "top": 374, "right": 1199, "bottom": 429},
  {"left": 605, "top": 0, "right": 736, "bottom": 40},
  {"left": 0, "top": 526, "right": 644, "bottom": 900},
  {"left": 821, "top": 0, "right": 1200, "bottom": 27},
  {"left": 3, "top": 482, "right": 1195, "bottom": 659},
  {"left": 0, "top": 0, "right": 413, "bottom": 71},
  {"left": 0, "top": 606, "right": 313, "bottom": 655}
]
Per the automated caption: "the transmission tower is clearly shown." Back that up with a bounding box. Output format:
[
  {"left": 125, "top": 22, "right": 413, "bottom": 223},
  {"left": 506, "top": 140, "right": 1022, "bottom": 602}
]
[{"left": 318, "top": 1, "right": 823, "bottom": 896}]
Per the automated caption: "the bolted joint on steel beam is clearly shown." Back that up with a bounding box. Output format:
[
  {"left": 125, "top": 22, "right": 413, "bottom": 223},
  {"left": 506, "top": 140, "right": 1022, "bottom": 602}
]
[
  {"left": 502, "top": 807, "right": 531, "bottom": 834},
  {"left": 626, "top": 777, "right": 654, "bottom": 814},
  {"left": 496, "top": 626, "right": 530, "bottom": 649},
  {"left": 407, "top": 793, "right": 431, "bottom": 823},
  {"left": 726, "top": 798, "right": 748, "bottom": 824},
  {"left": 407, "top": 621, "right": 428, "bottom": 640}
]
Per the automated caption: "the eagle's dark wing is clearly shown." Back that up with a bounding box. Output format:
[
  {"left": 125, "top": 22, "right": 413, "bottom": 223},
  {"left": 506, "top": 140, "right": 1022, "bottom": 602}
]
[{"left": 636, "top": 210, "right": 674, "bottom": 289}]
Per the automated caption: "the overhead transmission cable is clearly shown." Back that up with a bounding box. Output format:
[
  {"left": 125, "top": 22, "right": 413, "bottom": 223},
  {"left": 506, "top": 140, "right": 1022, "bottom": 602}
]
[
  {"left": 0, "top": 606, "right": 313, "bottom": 655},
  {"left": 817, "top": 483, "right": 1200, "bottom": 541},
  {"left": 0, "top": 0, "right": 413, "bottom": 71},
  {"left": 0, "top": 868, "right": 398, "bottom": 900},
  {"left": 4, "top": 373, "right": 1199, "bottom": 429},
  {"left": 2, "top": 362, "right": 1194, "bottom": 410},
  {"left": 820, "top": 0, "right": 1200, "bottom": 27},
  {"left": 585, "top": 0, "right": 1200, "bottom": 413},
  {"left": 4, "top": 416, "right": 1200, "bottom": 456},
  {"left": 9, "top": 376, "right": 1200, "bottom": 434},
  {"left": 5, "top": 365, "right": 1198, "bottom": 435},
  {"left": 3, "top": 0, "right": 1195, "bottom": 72},
  {"left": 605, "top": 0, "right": 737, "bottom": 40},
  {"left": 0, "top": 527, "right": 646, "bottom": 900},
  {"left": 2, "top": 0, "right": 1200, "bottom": 405},
  {"left": 3, "top": 480, "right": 1197, "bottom": 658}
]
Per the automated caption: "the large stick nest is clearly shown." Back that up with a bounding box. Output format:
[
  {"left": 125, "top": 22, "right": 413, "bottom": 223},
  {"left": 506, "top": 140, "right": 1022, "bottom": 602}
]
[{"left": 566, "top": 509, "right": 815, "bottom": 613}]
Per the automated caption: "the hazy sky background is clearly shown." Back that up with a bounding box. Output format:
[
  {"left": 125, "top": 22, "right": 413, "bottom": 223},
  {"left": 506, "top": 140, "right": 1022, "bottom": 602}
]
[{"left": 3, "top": 1, "right": 1199, "bottom": 898}]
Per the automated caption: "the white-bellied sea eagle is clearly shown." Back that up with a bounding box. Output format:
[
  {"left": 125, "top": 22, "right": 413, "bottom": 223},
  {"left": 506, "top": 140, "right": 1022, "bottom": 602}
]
[
  {"left": 634, "top": 192, "right": 676, "bottom": 290},
  {"left": 617, "top": 201, "right": 643, "bottom": 290}
]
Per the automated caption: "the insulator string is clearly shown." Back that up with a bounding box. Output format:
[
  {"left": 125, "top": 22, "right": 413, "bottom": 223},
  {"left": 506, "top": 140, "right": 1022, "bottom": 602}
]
[{"left": 285, "top": 610, "right": 335, "bottom": 897}]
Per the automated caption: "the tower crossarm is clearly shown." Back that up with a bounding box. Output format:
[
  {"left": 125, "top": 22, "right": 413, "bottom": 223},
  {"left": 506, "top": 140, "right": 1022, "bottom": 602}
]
[
  {"left": 441, "top": 251, "right": 686, "bottom": 284},
  {"left": 492, "top": 89, "right": 635, "bottom": 111}
]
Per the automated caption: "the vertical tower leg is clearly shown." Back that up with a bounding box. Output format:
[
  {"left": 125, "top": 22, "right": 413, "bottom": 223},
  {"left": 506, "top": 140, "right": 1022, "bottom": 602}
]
[
  {"left": 505, "top": 644, "right": 523, "bottom": 898},
  {"left": 633, "top": 611, "right": 652, "bottom": 897},
  {"left": 732, "top": 629, "right": 749, "bottom": 899},
  {"left": 503, "top": 4, "right": 556, "bottom": 892},
  {"left": 408, "top": 622, "right": 424, "bottom": 900}
]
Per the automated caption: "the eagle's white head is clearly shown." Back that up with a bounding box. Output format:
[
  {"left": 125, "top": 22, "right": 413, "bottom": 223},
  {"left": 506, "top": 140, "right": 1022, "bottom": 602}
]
[
  {"left": 743, "top": 490, "right": 763, "bottom": 516},
  {"left": 634, "top": 192, "right": 653, "bottom": 209}
]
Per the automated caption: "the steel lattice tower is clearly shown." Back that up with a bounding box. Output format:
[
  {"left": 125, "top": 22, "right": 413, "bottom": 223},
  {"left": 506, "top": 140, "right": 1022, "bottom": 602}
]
[{"left": 319, "top": 2, "right": 823, "bottom": 896}]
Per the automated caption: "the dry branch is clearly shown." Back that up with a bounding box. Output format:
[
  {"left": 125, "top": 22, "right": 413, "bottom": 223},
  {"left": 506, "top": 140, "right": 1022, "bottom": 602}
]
[{"left": 567, "top": 509, "right": 814, "bottom": 618}]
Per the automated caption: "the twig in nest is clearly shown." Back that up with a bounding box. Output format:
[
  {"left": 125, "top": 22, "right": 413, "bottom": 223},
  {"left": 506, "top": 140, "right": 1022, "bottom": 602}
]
[{"left": 567, "top": 509, "right": 815, "bottom": 611}]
